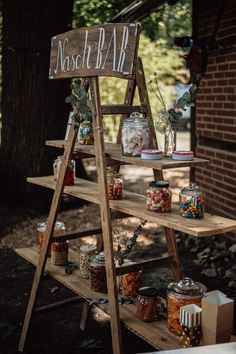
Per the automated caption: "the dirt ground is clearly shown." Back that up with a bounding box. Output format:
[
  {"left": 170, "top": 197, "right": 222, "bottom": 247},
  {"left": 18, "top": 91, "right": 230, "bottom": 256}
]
[{"left": 0, "top": 149, "right": 235, "bottom": 353}]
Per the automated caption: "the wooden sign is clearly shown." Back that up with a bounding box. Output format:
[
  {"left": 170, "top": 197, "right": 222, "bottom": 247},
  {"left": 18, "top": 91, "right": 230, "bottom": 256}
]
[{"left": 49, "top": 23, "right": 140, "bottom": 80}]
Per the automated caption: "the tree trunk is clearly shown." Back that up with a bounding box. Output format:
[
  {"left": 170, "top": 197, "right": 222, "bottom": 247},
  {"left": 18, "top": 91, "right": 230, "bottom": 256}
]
[{"left": 0, "top": 0, "right": 86, "bottom": 209}]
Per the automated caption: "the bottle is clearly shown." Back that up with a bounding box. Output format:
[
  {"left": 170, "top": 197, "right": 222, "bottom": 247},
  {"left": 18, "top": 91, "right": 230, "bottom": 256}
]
[
  {"left": 167, "top": 277, "right": 206, "bottom": 335},
  {"left": 90, "top": 252, "right": 107, "bottom": 293},
  {"left": 107, "top": 169, "right": 124, "bottom": 200},
  {"left": 179, "top": 183, "right": 205, "bottom": 219},
  {"left": 121, "top": 112, "right": 150, "bottom": 156},
  {"left": 78, "top": 120, "right": 94, "bottom": 145},
  {"left": 37, "top": 220, "right": 66, "bottom": 257},
  {"left": 79, "top": 244, "right": 97, "bottom": 279},
  {"left": 146, "top": 181, "right": 172, "bottom": 212},
  {"left": 53, "top": 156, "right": 75, "bottom": 186},
  {"left": 136, "top": 286, "right": 160, "bottom": 322}
]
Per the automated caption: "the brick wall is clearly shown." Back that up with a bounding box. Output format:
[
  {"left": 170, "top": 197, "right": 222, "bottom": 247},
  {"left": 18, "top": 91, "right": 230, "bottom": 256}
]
[{"left": 194, "top": 0, "right": 236, "bottom": 219}]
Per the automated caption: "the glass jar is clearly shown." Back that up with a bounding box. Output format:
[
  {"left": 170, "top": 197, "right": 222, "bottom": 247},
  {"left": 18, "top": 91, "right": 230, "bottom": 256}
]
[
  {"left": 136, "top": 286, "right": 160, "bottom": 322},
  {"left": 37, "top": 220, "right": 66, "bottom": 257},
  {"left": 90, "top": 252, "right": 107, "bottom": 293},
  {"left": 51, "top": 241, "right": 69, "bottom": 266},
  {"left": 120, "top": 271, "right": 142, "bottom": 298},
  {"left": 78, "top": 120, "right": 94, "bottom": 145},
  {"left": 121, "top": 112, "right": 150, "bottom": 156},
  {"left": 107, "top": 170, "right": 123, "bottom": 200},
  {"left": 79, "top": 244, "right": 97, "bottom": 279},
  {"left": 167, "top": 277, "right": 206, "bottom": 335},
  {"left": 146, "top": 181, "right": 172, "bottom": 212},
  {"left": 53, "top": 156, "right": 75, "bottom": 186},
  {"left": 179, "top": 183, "right": 205, "bottom": 219}
]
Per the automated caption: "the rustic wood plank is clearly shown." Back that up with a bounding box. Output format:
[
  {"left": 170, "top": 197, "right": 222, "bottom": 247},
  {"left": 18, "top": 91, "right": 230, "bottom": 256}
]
[
  {"left": 49, "top": 23, "right": 140, "bottom": 80},
  {"left": 27, "top": 175, "right": 236, "bottom": 237},
  {"left": 15, "top": 247, "right": 181, "bottom": 351},
  {"left": 101, "top": 104, "right": 146, "bottom": 115},
  {"left": 52, "top": 227, "right": 102, "bottom": 242},
  {"left": 115, "top": 256, "right": 172, "bottom": 276},
  {"left": 18, "top": 122, "right": 79, "bottom": 352},
  {"left": 90, "top": 76, "right": 122, "bottom": 354},
  {"left": 34, "top": 297, "right": 83, "bottom": 314},
  {"left": 79, "top": 301, "right": 90, "bottom": 331},
  {"left": 164, "top": 228, "right": 182, "bottom": 281},
  {"left": 45, "top": 140, "right": 210, "bottom": 170}
]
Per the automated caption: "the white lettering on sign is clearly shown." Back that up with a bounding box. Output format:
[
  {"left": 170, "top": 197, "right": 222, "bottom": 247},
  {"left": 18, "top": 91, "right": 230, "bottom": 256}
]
[{"left": 50, "top": 24, "right": 138, "bottom": 77}]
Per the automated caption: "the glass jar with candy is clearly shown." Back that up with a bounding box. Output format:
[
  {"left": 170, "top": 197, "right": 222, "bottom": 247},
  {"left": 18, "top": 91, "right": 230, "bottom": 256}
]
[
  {"left": 146, "top": 181, "right": 172, "bottom": 212},
  {"left": 107, "top": 169, "right": 123, "bottom": 200},
  {"left": 179, "top": 183, "right": 205, "bottom": 219}
]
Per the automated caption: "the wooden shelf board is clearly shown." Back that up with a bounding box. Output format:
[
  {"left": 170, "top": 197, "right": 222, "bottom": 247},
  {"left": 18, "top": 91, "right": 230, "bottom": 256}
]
[
  {"left": 46, "top": 140, "right": 209, "bottom": 170},
  {"left": 27, "top": 175, "right": 236, "bottom": 237},
  {"left": 15, "top": 247, "right": 180, "bottom": 351}
]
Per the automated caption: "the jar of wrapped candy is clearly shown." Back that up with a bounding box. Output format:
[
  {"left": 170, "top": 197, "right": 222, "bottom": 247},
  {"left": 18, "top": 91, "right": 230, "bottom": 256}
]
[
  {"left": 107, "top": 170, "right": 123, "bottom": 200},
  {"left": 136, "top": 286, "right": 160, "bottom": 322},
  {"left": 146, "top": 181, "right": 172, "bottom": 212},
  {"left": 121, "top": 112, "right": 150, "bottom": 156},
  {"left": 120, "top": 271, "right": 142, "bottom": 298},
  {"left": 79, "top": 244, "right": 97, "bottom": 279},
  {"left": 90, "top": 252, "right": 107, "bottom": 293},
  {"left": 179, "top": 183, "right": 205, "bottom": 219},
  {"left": 51, "top": 241, "right": 69, "bottom": 266},
  {"left": 167, "top": 277, "right": 206, "bottom": 335},
  {"left": 53, "top": 156, "right": 75, "bottom": 186},
  {"left": 37, "top": 220, "right": 66, "bottom": 257},
  {"left": 78, "top": 120, "right": 94, "bottom": 145}
]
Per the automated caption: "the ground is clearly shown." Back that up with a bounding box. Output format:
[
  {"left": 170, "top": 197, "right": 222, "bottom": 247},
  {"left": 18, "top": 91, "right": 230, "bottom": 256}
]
[{"left": 1, "top": 134, "right": 235, "bottom": 353}]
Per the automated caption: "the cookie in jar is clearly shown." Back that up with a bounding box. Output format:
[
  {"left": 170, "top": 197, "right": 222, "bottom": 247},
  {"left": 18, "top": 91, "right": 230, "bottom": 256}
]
[{"left": 146, "top": 181, "right": 172, "bottom": 212}]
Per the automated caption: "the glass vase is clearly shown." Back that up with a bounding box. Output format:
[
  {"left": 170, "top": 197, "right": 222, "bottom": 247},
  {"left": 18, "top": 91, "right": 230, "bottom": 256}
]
[{"left": 164, "top": 129, "right": 177, "bottom": 157}]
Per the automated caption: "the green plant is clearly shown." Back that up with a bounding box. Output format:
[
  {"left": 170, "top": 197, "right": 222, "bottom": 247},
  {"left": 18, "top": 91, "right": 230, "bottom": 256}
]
[
  {"left": 65, "top": 78, "right": 93, "bottom": 124},
  {"left": 149, "top": 73, "right": 198, "bottom": 133}
]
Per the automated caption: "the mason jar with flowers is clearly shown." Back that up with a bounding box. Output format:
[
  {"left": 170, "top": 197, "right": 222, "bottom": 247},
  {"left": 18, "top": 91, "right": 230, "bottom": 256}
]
[{"left": 149, "top": 73, "right": 198, "bottom": 157}]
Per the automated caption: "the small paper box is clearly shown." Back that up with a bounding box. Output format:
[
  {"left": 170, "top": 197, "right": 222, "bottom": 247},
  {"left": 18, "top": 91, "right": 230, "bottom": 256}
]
[
  {"left": 202, "top": 290, "right": 234, "bottom": 345},
  {"left": 180, "top": 304, "right": 202, "bottom": 328}
]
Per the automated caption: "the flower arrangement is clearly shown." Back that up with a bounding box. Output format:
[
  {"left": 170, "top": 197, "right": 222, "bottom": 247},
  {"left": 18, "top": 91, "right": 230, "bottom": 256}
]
[
  {"left": 65, "top": 78, "right": 93, "bottom": 124},
  {"left": 149, "top": 73, "right": 198, "bottom": 134}
]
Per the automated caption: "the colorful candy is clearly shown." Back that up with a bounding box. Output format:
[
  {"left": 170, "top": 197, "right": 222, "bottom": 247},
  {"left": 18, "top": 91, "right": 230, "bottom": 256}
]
[{"left": 146, "top": 181, "right": 172, "bottom": 212}]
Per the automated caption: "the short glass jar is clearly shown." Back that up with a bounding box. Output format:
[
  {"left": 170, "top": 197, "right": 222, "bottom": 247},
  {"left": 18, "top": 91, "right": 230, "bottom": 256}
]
[
  {"left": 51, "top": 241, "right": 69, "bottom": 266},
  {"left": 136, "top": 286, "right": 160, "bottom": 322},
  {"left": 79, "top": 244, "right": 97, "bottom": 279},
  {"left": 107, "top": 170, "right": 123, "bottom": 200},
  {"left": 90, "top": 252, "right": 107, "bottom": 293},
  {"left": 78, "top": 120, "right": 94, "bottom": 145},
  {"left": 53, "top": 156, "right": 75, "bottom": 186},
  {"left": 146, "top": 181, "right": 172, "bottom": 212},
  {"left": 167, "top": 277, "right": 206, "bottom": 335},
  {"left": 37, "top": 220, "right": 66, "bottom": 257},
  {"left": 120, "top": 271, "right": 142, "bottom": 298},
  {"left": 121, "top": 112, "right": 150, "bottom": 156},
  {"left": 179, "top": 183, "right": 205, "bottom": 219}
]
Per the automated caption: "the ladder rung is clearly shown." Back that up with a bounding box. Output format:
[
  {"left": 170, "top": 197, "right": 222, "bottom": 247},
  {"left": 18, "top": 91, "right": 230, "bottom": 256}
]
[
  {"left": 101, "top": 104, "right": 147, "bottom": 115},
  {"left": 115, "top": 256, "right": 172, "bottom": 276}
]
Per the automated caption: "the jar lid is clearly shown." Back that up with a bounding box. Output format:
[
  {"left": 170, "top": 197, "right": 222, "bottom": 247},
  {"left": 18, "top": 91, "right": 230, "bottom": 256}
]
[
  {"left": 138, "top": 286, "right": 159, "bottom": 297},
  {"left": 149, "top": 181, "right": 169, "bottom": 188},
  {"left": 80, "top": 244, "right": 97, "bottom": 253},
  {"left": 37, "top": 220, "right": 65, "bottom": 232},
  {"left": 180, "top": 183, "right": 204, "bottom": 196},
  {"left": 90, "top": 252, "right": 106, "bottom": 266},
  {"left": 168, "top": 277, "right": 206, "bottom": 296},
  {"left": 141, "top": 149, "right": 163, "bottom": 155}
]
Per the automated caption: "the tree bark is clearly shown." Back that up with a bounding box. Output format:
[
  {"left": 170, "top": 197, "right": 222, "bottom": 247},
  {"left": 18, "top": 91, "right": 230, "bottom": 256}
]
[{"left": 0, "top": 0, "right": 86, "bottom": 209}]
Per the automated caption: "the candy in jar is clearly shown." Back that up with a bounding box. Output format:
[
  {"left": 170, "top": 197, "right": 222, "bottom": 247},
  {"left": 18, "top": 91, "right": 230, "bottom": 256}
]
[
  {"left": 51, "top": 241, "right": 69, "bottom": 266},
  {"left": 146, "top": 181, "right": 172, "bottom": 212},
  {"left": 179, "top": 183, "right": 205, "bottom": 219},
  {"left": 90, "top": 252, "right": 107, "bottom": 293},
  {"left": 79, "top": 244, "right": 97, "bottom": 279},
  {"left": 107, "top": 170, "right": 123, "bottom": 200},
  {"left": 53, "top": 156, "right": 75, "bottom": 186},
  {"left": 78, "top": 120, "right": 94, "bottom": 145},
  {"left": 167, "top": 277, "right": 206, "bottom": 335},
  {"left": 121, "top": 112, "right": 150, "bottom": 156},
  {"left": 37, "top": 220, "right": 66, "bottom": 257},
  {"left": 136, "top": 286, "right": 160, "bottom": 322},
  {"left": 120, "top": 271, "right": 142, "bottom": 298}
]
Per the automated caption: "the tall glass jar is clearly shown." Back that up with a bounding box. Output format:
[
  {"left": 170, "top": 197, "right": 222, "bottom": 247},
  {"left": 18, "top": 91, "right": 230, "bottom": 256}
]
[
  {"left": 136, "top": 286, "right": 160, "bottom": 322},
  {"left": 53, "top": 156, "right": 75, "bottom": 186},
  {"left": 51, "top": 241, "right": 69, "bottom": 266},
  {"left": 167, "top": 277, "right": 206, "bottom": 335},
  {"left": 79, "top": 244, "right": 97, "bottom": 279},
  {"left": 37, "top": 220, "right": 66, "bottom": 257},
  {"left": 107, "top": 170, "right": 123, "bottom": 200},
  {"left": 146, "top": 181, "right": 172, "bottom": 212},
  {"left": 90, "top": 252, "right": 107, "bottom": 293},
  {"left": 78, "top": 120, "right": 94, "bottom": 145},
  {"left": 179, "top": 183, "right": 205, "bottom": 219},
  {"left": 120, "top": 271, "right": 142, "bottom": 298},
  {"left": 121, "top": 112, "right": 150, "bottom": 156}
]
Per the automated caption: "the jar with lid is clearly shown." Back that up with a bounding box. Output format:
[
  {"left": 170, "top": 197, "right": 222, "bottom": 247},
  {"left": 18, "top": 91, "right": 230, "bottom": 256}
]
[
  {"left": 107, "top": 169, "right": 123, "bottom": 200},
  {"left": 167, "top": 277, "right": 206, "bottom": 335},
  {"left": 51, "top": 241, "right": 69, "bottom": 266},
  {"left": 136, "top": 286, "right": 160, "bottom": 322},
  {"left": 146, "top": 181, "right": 172, "bottom": 212},
  {"left": 37, "top": 220, "right": 66, "bottom": 257},
  {"left": 120, "top": 271, "right": 142, "bottom": 298},
  {"left": 90, "top": 252, "right": 107, "bottom": 293},
  {"left": 53, "top": 156, "right": 75, "bottom": 186},
  {"left": 121, "top": 112, "right": 150, "bottom": 156},
  {"left": 78, "top": 120, "right": 94, "bottom": 145},
  {"left": 79, "top": 244, "right": 97, "bottom": 279},
  {"left": 179, "top": 183, "right": 205, "bottom": 219}
]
